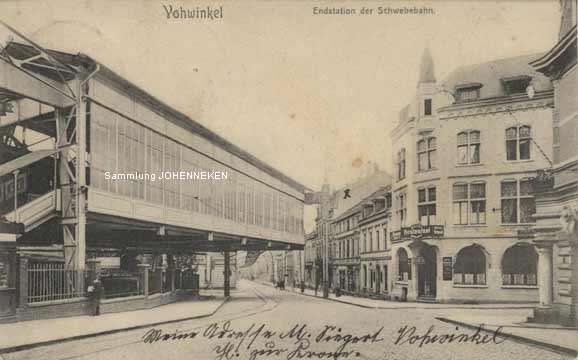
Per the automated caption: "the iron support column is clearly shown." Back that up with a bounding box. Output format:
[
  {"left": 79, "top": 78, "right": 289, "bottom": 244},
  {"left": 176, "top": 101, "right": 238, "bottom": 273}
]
[{"left": 224, "top": 250, "right": 230, "bottom": 298}]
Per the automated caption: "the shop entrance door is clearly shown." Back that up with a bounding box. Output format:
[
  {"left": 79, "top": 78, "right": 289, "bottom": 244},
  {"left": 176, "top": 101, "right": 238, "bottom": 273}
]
[{"left": 417, "top": 245, "right": 437, "bottom": 298}]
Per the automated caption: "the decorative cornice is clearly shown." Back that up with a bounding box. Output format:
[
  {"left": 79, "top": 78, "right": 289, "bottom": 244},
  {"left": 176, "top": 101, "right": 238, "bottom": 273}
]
[
  {"left": 530, "top": 25, "right": 577, "bottom": 77},
  {"left": 438, "top": 92, "right": 554, "bottom": 120}
]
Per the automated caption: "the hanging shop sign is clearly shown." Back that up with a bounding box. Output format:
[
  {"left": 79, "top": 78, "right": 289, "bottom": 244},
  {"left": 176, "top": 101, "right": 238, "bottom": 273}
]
[
  {"left": 517, "top": 227, "right": 535, "bottom": 239},
  {"left": 391, "top": 225, "right": 444, "bottom": 242}
]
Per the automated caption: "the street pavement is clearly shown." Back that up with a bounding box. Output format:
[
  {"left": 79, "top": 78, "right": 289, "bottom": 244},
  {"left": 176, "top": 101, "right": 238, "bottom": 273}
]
[
  {"left": 1, "top": 280, "right": 575, "bottom": 360},
  {"left": 0, "top": 291, "right": 227, "bottom": 352},
  {"left": 274, "top": 283, "right": 538, "bottom": 310}
]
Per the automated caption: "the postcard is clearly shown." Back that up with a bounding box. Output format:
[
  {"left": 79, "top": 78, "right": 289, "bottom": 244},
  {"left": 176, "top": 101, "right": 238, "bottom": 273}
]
[{"left": 0, "top": 1, "right": 576, "bottom": 359}]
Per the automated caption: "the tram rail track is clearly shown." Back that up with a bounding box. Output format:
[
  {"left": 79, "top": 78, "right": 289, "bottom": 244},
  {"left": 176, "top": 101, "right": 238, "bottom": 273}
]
[{"left": 4, "top": 284, "right": 281, "bottom": 360}]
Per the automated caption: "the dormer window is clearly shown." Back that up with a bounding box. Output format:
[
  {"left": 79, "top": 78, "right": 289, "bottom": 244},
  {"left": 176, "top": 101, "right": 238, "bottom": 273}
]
[
  {"left": 374, "top": 198, "right": 386, "bottom": 212},
  {"left": 501, "top": 76, "right": 532, "bottom": 95},
  {"left": 455, "top": 83, "right": 483, "bottom": 102},
  {"left": 364, "top": 203, "right": 375, "bottom": 218}
]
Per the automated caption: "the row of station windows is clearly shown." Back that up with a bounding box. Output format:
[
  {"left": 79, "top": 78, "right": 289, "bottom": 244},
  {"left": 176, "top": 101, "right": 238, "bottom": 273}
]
[{"left": 90, "top": 104, "right": 304, "bottom": 235}]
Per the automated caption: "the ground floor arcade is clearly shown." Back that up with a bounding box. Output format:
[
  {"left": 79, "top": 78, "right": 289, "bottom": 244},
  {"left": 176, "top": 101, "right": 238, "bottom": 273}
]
[{"left": 389, "top": 237, "right": 540, "bottom": 304}]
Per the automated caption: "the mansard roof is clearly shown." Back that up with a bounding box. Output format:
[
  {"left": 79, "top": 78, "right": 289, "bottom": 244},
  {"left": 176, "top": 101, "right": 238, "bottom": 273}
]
[{"left": 442, "top": 53, "right": 552, "bottom": 100}]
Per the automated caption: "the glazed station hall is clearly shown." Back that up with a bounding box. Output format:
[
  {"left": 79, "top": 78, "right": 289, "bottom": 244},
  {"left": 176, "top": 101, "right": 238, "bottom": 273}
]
[{"left": 0, "top": 23, "right": 307, "bottom": 322}]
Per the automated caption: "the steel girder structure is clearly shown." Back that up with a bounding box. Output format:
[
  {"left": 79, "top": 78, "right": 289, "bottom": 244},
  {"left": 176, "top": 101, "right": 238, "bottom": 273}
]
[{"left": 0, "top": 21, "right": 93, "bottom": 271}]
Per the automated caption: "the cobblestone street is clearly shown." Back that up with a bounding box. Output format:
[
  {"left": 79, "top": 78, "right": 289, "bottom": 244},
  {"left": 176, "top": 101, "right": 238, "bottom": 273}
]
[{"left": 2, "top": 281, "right": 574, "bottom": 360}]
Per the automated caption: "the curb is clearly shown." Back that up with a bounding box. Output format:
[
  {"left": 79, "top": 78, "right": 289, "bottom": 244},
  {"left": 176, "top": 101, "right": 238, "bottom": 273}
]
[
  {"left": 436, "top": 317, "right": 578, "bottom": 357},
  {"left": 0, "top": 297, "right": 230, "bottom": 355},
  {"left": 254, "top": 281, "right": 376, "bottom": 309},
  {"left": 254, "top": 281, "right": 537, "bottom": 311}
]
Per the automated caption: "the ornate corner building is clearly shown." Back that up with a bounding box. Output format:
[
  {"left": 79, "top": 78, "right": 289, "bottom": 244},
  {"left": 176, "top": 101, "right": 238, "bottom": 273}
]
[
  {"left": 529, "top": 0, "right": 577, "bottom": 327},
  {"left": 388, "top": 46, "right": 556, "bottom": 304}
]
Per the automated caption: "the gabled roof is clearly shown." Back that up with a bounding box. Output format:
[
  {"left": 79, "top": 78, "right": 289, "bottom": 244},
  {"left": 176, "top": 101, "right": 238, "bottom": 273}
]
[
  {"left": 331, "top": 171, "right": 392, "bottom": 219},
  {"left": 332, "top": 184, "right": 391, "bottom": 223}
]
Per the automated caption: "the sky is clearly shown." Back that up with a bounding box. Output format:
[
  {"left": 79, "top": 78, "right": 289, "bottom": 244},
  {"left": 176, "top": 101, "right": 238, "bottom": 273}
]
[{"left": 0, "top": 0, "right": 561, "bottom": 230}]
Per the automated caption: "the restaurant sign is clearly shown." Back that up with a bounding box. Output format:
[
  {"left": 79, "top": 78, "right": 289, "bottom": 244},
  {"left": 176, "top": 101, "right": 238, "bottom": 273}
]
[
  {"left": 517, "top": 227, "right": 535, "bottom": 239},
  {"left": 391, "top": 224, "right": 444, "bottom": 242}
]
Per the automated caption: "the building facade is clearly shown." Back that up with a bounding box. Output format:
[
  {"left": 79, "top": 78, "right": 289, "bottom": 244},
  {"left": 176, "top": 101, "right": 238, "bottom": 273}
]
[
  {"left": 530, "top": 0, "right": 578, "bottom": 326},
  {"left": 389, "top": 49, "right": 554, "bottom": 303},
  {"left": 359, "top": 187, "right": 392, "bottom": 299},
  {"left": 330, "top": 204, "right": 361, "bottom": 294},
  {"left": 304, "top": 230, "right": 318, "bottom": 288}
]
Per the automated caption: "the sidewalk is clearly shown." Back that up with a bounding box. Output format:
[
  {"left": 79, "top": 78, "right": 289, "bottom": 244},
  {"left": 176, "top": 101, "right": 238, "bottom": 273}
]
[
  {"left": 0, "top": 291, "right": 228, "bottom": 354},
  {"left": 437, "top": 313, "right": 578, "bottom": 356},
  {"left": 257, "top": 281, "right": 536, "bottom": 309},
  {"left": 254, "top": 282, "right": 577, "bottom": 356}
]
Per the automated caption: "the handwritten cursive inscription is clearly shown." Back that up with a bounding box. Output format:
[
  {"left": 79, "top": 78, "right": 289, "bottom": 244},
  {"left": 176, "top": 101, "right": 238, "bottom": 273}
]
[
  {"left": 395, "top": 325, "right": 508, "bottom": 348},
  {"left": 142, "top": 328, "right": 198, "bottom": 344},
  {"left": 142, "top": 322, "right": 507, "bottom": 359},
  {"left": 205, "top": 322, "right": 383, "bottom": 360}
]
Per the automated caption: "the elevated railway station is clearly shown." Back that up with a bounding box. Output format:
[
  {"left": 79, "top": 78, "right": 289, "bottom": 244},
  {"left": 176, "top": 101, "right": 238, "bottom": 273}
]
[{"left": 0, "top": 24, "right": 306, "bottom": 322}]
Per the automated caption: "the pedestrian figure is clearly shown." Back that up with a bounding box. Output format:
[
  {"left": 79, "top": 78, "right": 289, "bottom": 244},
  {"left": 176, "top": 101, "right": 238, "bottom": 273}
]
[{"left": 87, "top": 279, "right": 103, "bottom": 316}]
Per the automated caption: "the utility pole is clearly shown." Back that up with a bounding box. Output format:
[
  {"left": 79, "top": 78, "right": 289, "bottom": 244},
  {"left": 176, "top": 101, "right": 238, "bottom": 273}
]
[{"left": 321, "top": 219, "right": 329, "bottom": 298}]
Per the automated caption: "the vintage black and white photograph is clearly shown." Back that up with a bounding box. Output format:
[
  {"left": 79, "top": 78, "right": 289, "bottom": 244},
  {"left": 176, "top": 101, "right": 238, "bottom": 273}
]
[{"left": 0, "top": 1, "right": 576, "bottom": 359}]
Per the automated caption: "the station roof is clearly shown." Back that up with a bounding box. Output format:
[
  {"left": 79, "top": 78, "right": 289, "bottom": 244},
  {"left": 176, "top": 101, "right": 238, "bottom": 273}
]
[{"left": 2, "top": 42, "right": 310, "bottom": 194}]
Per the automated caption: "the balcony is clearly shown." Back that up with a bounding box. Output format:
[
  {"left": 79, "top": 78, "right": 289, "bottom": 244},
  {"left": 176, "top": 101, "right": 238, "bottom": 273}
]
[{"left": 530, "top": 169, "right": 554, "bottom": 194}]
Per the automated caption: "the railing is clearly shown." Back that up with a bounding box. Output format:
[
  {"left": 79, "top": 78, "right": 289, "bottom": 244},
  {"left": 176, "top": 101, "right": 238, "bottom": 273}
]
[
  {"left": 100, "top": 270, "right": 145, "bottom": 299},
  {"left": 28, "top": 263, "right": 91, "bottom": 304}
]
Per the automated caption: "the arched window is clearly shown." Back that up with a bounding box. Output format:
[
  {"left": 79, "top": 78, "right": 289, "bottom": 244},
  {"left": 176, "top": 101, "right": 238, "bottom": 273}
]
[
  {"left": 454, "top": 245, "right": 486, "bottom": 285},
  {"left": 397, "top": 248, "right": 411, "bottom": 281},
  {"left": 506, "top": 125, "right": 531, "bottom": 161},
  {"left": 418, "top": 138, "right": 436, "bottom": 171},
  {"left": 502, "top": 244, "right": 537, "bottom": 286}
]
